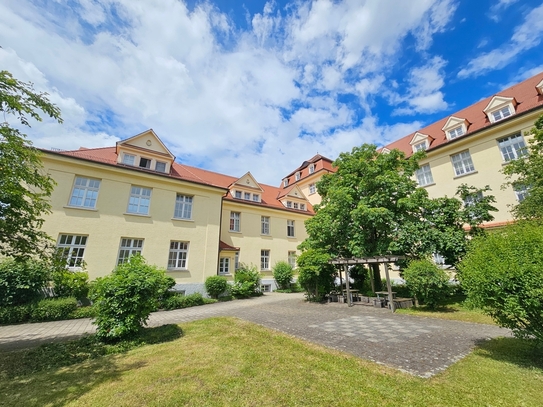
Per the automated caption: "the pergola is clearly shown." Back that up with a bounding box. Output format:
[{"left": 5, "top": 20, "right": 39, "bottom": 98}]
[{"left": 329, "top": 255, "right": 405, "bottom": 312}]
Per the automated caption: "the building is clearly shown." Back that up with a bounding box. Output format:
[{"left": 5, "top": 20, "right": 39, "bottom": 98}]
[
  {"left": 383, "top": 71, "right": 543, "bottom": 228},
  {"left": 40, "top": 130, "right": 313, "bottom": 294}
]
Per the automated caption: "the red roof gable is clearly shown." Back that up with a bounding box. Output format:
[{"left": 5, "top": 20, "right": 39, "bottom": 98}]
[
  {"left": 282, "top": 154, "right": 335, "bottom": 188},
  {"left": 384, "top": 71, "right": 543, "bottom": 156}
]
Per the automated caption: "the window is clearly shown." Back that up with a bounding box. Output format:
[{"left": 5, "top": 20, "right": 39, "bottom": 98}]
[
  {"left": 286, "top": 201, "right": 292, "bottom": 208},
  {"left": 283, "top": 179, "right": 288, "bottom": 187},
  {"left": 491, "top": 106, "right": 511, "bottom": 122},
  {"left": 416, "top": 164, "right": 434, "bottom": 186},
  {"left": 155, "top": 161, "right": 167, "bottom": 172},
  {"left": 117, "top": 238, "right": 143, "bottom": 265},
  {"left": 244, "top": 192, "right": 251, "bottom": 200},
  {"left": 127, "top": 186, "right": 151, "bottom": 215},
  {"left": 235, "top": 191, "right": 242, "bottom": 199},
  {"left": 261, "top": 284, "right": 272, "bottom": 292},
  {"left": 448, "top": 126, "right": 464, "bottom": 139},
  {"left": 252, "top": 194, "right": 260, "bottom": 202},
  {"left": 293, "top": 202, "right": 299, "bottom": 209},
  {"left": 122, "top": 153, "right": 135, "bottom": 165},
  {"left": 287, "top": 220, "right": 295, "bottom": 237},
  {"left": 219, "top": 257, "right": 230, "bottom": 274},
  {"left": 261, "top": 250, "right": 270, "bottom": 270},
  {"left": 300, "top": 204, "right": 306, "bottom": 211},
  {"left": 168, "top": 241, "right": 189, "bottom": 269},
  {"left": 413, "top": 141, "right": 427, "bottom": 152},
  {"left": 309, "top": 164, "right": 315, "bottom": 174},
  {"left": 261, "top": 216, "right": 270, "bottom": 235},
  {"left": 309, "top": 183, "right": 316, "bottom": 194},
  {"left": 498, "top": 133, "right": 527, "bottom": 162},
  {"left": 230, "top": 212, "right": 240, "bottom": 232},
  {"left": 451, "top": 151, "right": 475, "bottom": 176},
  {"left": 514, "top": 185, "right": 529, "bottom": 202},
  {"left": 295, "top": 172, "right": 301, "bottom": 181},
  {"left": 174, "top": 194, "right": 193, "bottom": 219},
  {"left": 234, "top": 252, "right": 240, "bottom": 270},
  {"left": 463, "top": 191, "right": 484, "bottom": 220},
  {"left": 57, "top": 234, "right": 87, "bottom": 268},
  {"left": 69, "top": 177, "right": 100, "bottom": 208},
  {"left": 288, "top": 251, "right": 296, "bottom": 269},
  {"left": 139, "top": 157, "right": 151, "bottom": 169}
]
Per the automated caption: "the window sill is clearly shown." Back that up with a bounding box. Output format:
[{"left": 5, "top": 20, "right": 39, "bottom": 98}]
[
  {"left": 453, "top": 170, "right": 478, "bottom": 180},
  {"left": 419, "top": 182, "right": 436, "bottom": 188},
  {"left": 64, "top": 206, "right": 98, "bottom": 212},
  {"left": 287, "top": 236, "right": 296, "bottom": 239},
  {"left": 167, "top": 268, "right": 189, "bottom": 272},
  {"left": 218, "top": 273, "right": 232, "bottom": 276},
  {"left": 261, "top": 234, "right": 272, "bottom": 237},
  {"left": 229, "top": 230, "right": 242, "bottom": 234},
  {"left": 124, "top": 212, "right": 151, "bottom": 217},
  {"left": 171, "top": 218, "right": 194, "bottom": 222}
]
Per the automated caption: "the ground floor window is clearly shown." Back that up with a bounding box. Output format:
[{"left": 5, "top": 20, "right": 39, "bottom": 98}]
[
  {"left": 261, "top": 250, "right": 270, "bottom": 270},
  {"left": 57, "top": 234, "right": 87, "bottom": 268},
  {"left": 219, "top": 257, "right": 230, "bottom": 274},
  {"left": 261, "top": 284, "right": 272, "bottom": 292},
  {"left": 168, "top": 241, "right": 189, "bottom": 269},
  {"left": 288, "top": 251, "right": 296, "bottom": 269},
  {"left": 118, "top": 238, "right": 144, "bottom": 265}
]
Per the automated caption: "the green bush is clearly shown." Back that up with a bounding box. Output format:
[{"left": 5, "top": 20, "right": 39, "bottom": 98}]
[
  {"left": 0, "top": 303, "right": 33, "bottom": 324},
  {"left": 458, "top": 221, "right": 543, "bottom": 342},
  {"left": 0, "top": 259, "right": 48, "bottom": 306},
  {"left": 70, "top": 305, "right": 96, "bottom": 319},
  {"left": 403, "top": 259, "right": 450, "bottom": 309},
  {"left": 163, "top": 293, "right": 209, "bottom": 310},
  {"left": 90, "top": 255, "right": 175, "bottom": 342},
  {"left": 297, "top": 249, "right": 336, "bottom": 301},
  {"left": 52, "top": 269, "right": 89, "bottom": 300},
  {"left": 31, "top": 297, "right": 78, "bottom": 322},
  {"left": 230, "top": 263, "right": 261, "bottom": 298},
  {"left": 205, "top": 276, "right": 230, "bottom": 299},
  {"left": 272, "top": 261, "right": 294, "bottom": 290}
]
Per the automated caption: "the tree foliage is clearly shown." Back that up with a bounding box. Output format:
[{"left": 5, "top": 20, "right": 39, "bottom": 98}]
[
  {"left": 502, "top": 114, "right": 543, "bottom": 220},
  {"left": 403, "top": 259, "right": 450, "bottom": 309},
  {"left": 230, "top": 263, "right": 261, "bottom": 298},
  {"left": 0, "top": 70, "right": 62, "bottom": 259},
  {"left": 205, "top": 275, "right": 229, "bottom": 299},
  {"left": 296, "top": 249, "right": 336, "bottom": 301},
  {"left": 272, "top": 261, "right": 294, "bottom": 290},
  {"left": 0, "top": 258, "right": 49, "bottom": 306},
  {"left": 458, "top": 221, "right": 543, "bottom": 343}
]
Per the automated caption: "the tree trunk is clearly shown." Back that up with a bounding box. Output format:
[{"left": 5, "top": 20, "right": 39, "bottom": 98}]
[{"left": 371, "top": 263, "right": 382, "bottom": 292}]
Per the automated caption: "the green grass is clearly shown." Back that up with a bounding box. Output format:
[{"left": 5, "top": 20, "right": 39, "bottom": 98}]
[
  {"left": 1, "top": 317, "right": 542, "bottom": 407},
  {"left": 395, "top": 294, "right": 496, "bottom": 324}
]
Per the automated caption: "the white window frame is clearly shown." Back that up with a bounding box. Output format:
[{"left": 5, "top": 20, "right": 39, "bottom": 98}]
[
  {"left": 127, "top": 186, "right": 151, "bottom": 215},
  {"left": 286, "top": 201, "right": 292, "bottom": 208},
  {"left": 252, "top": 194, "right": 260, "bottom": 202},
  {"left": 288, "top": 251, "right": 296, "bottom": 269},
  {"left": 234, "top": 252, "right": 240, "bottom": 271},
  {"left": 261, "top": 216, "right": 270, "bottom": 235},
  {"left": 230, "top": 212, "right": 241, "bottom": 232},
  {"left": 295, "top": 172, "right": 301, "bottom": 181},
  {"left": 293, "top": 202, "right": 299, "bottom": 209},
  {"left": 139, "top": 157, "right": 152, "bottom": 169},
  {"left": 57, "top": 234, "right": 87, "bottom": 269},
  {"left": 448, "top": 126, "right": 464, "bottom": 139},
  {"left": 68, "top": 176, "right": 101, "bottom": 209},
  {"left": 261, "top": 249, "right": 270, "bottom": 270},
  {"left": 174, "top": 194, "right": 193, "bottom": 219},
  {"left": 244, "top": 192, "right": 251, "bottom": 200},
  {"left": 300, "top": 204, "right": 306, "bottom": 211},
  {"left": 283, "top": 179, "right": 288, "bottom": 187},
  {"left": 491, "top": 106, "right": 512, "bottom": 122},
  {"left": 260, "top": 284, "right": 272, "bottom": 292},
  {"left": 413, "top": 141, "right": 427, "bottom": 152},
  {"left": 309, "top": 164, "right": 315, "bottom": 174},
  {"left": 234, "top": 190, "right": 242, "bottom": 199},
  {"left": 416, "top": 164, "right": 434, "bottom": 186},
  {"left": 514, "top": 185, "right": 529, "bottom": 202},
  {"left": 309, "top": 183, "right": 316, "bottom": 194},
  {"left": 287, "top": 220, "right": 295, "bottom": 237},
  {"left": 451, "top": 151, "right": 475, "bottom": 176},
  {"left": 168, "top": 241, "right": 189, "bottom": 270},
  {"left": 219, "top": 257, "right": 230, "bottom": 275},
  {"left": 155, "top": 161, "right": 167, "bottom": 173},
  {"left": 117, "top": 238, "right": 144, "bottom": 265},
  {"left": 122, "top": 153, "right": 135, "bottom": 165},
  {"left": 497, "top": 133, "right": 527, "bottom": 162}
]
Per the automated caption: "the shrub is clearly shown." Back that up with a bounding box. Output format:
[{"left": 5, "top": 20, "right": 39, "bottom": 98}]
[
  {"left": 297, "top": 249, "right": 336, "bottom": 301},
  {"left": 70, "top": 305, "right": 96, "bottom": 319},
  {"left": 163, "top": 293, "right": 208, "bottom": 310},
  {"left": 31, "top": 297, "right": 78, "bottom": 322},
  {"left": 230, "top": 263, "right": 261, "bottom": 298},
  {"left": 52, "top": 270, "right": 90, "bottom": 300},
  {"left": 272, "top": 261, "right": 294, "bottom": 290},
  {"left": 458, "top": 221, "right": 543, "bottom": 342},
  {"left": 403, "top": 259, "right": 450, "bottom": 309},
  {"left": 205, "top": 276, "right": 230, "bottom": 299},
  {"left": 0, "top": 259, "right": 49, "bottom": 306},
  {"left": 90, "top": 255, "right": 175, "bottom": 342},
  {"left": 0, "top": 303, "right": 33, "bottom": 325}
]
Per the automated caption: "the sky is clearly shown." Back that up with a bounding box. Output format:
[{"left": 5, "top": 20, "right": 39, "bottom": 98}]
[{"left": 1, "top": 0, "right": 543, "bottom": 185}]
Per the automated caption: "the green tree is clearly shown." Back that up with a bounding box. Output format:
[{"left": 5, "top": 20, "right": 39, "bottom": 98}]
[
  {"left": 403, "top": 259, "right": 450, "bottom": 309},
  {"left": 0, "top": 70, "right": 62, "bottom": 259},
  {"left": 272, "top": 261, "right": 294, "bottom": 290},
  {"left": 296, "top": 248, "right": 336, "bottom": 301},
  {"left": 502, "top": 114, "right": 543, "bottom": 220}
]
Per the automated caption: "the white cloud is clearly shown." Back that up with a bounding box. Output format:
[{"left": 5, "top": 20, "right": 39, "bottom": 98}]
[
  {"left": 458, "top": 3, "right": 543, "bottom": 79},
  {"left": 0, "top": 0, "right": 457, "bottom": 184},
  {"left": 487, "top": 0, "right": 519, "bottom": 22}
]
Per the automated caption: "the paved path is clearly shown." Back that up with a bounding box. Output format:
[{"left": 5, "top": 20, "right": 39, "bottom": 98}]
[{"left": 0, "top": 293, "right": 510, "bottom": 377}]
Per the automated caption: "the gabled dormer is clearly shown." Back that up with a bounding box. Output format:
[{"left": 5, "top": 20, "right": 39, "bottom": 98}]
[
  {"left": 536, "top": 79, "right": 543, "bottom": 95},
  {"left": 278, "top": 185, "right": 309, "bottom": 211},
  {"left": 483, "top": 96, "right": 517, "bottom": 124},
  {"left": 229, "top": 172, "right": 264, "bottom": 203},
  {"left": 380, "top": 147, "right": 391, "bottom": 154},
  {"left": 116, "top": 129, "right": 175, "bottom": 174},
  {"left": 409, "top": 132, "right": 431, "bottom": 153},
  {"left": 442, "top": 116, "right": 470, "bottom": 140}
]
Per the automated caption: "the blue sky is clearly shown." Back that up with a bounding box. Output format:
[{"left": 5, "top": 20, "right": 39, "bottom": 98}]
[{"left": 1, "top": 0, "right": 542, "bottom": 184}]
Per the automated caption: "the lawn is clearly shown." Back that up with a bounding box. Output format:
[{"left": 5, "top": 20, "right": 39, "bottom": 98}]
[
  {"left": 1, "top": 317, "right": 542, "bottom": 407},
  {"left": 394, "top": 294, "right": 496, "bottom": 324}
]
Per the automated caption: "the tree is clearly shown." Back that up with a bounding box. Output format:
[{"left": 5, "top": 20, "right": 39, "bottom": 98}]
[
  {"left": 272, "top": 261, "right": 294, "bottom": 290},
  {"left": 458, "top": 221, "right": 543, "bottom": 343},
  {"left": 301, "top": 144, "right": 497, "bottom": 291},
  {"left": 0, "top": 70, "right": 62, "bottom": 259},
  {"left": 502, "top": 114, "right": 543, "bottom": 220},
  {"left": 403, "top": 259, "right": 450, "bottom": 309}
]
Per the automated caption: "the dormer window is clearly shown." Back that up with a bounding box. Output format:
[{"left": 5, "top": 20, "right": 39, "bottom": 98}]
[
  {"left": 155, "top": 161, "right": 166, "bottom": 173},
  {"left": 537, "top": 79, "right": 543, "bottom": 95},
  {"left": 309, "top": 164, "right": 315, "bottom": 174},
  {"left": 286, "top": 201, "right": 292, "bottom": 208},
  {"left": 139, "top": 157, "right": 151, "bottom": 169},
  {"left": 252, "top": 194, "right": 260, "bottom": 202},
  {"left": 413, "top": 141, "right": 427, "bottom": 152},
  {"left": 300, "top": 204, "right": 306, "bottom": 211},
  {"left": 123, "top": 153, "right": 135, "bottom": 165},
  {"left": 295, "top": 172, "right": 301, "bottom": 181},
  {"left": 235, "top": 191, "right": 242, "bottom": 199},
  {"left": 283, "top": 179, "right": 288, "bottom": 187},
  {"left": 293, "top": 202, "right": 299, "bottom": 209},
  {"left": 491, "top": 106, "right": 511, "bottom": 122},
  {"left": 409, "top": 132, "right": 431, "bottom": 153},
  {"left": 448, "top": 126, "right": 464, "bottom": 139},
  {"left": 244, "top": 192, "right": 251, "bottom": 200}
]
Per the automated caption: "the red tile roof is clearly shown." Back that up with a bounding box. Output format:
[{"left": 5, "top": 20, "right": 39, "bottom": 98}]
[
  {"left": 282, "top": 154, "right": 335, "bottom": 188},
  {"left": 43, "top": 146, "right": 314, "bottom": 215},
  {"left": 219, "top": 240, "right": 239, "bottom": 251},
  {"left": 384, "top": 71, "right": 543, "bottom": 156}
]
